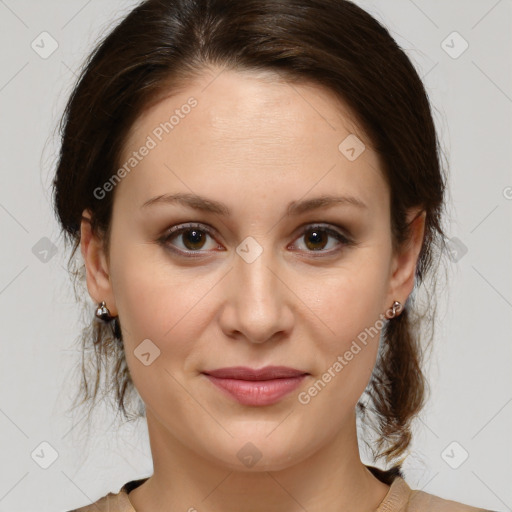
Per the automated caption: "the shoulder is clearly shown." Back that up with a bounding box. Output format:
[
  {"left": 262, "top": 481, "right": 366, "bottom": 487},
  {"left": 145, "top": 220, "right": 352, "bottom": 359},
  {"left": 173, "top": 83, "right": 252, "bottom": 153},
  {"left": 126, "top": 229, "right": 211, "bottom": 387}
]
[
  {"left": 65, "top": 488, "right": 135, "bottom": 512},
  {"left": 65, "top": 477, "right": 149, "bottom": 511},
  {"left": 407, "top": 484, "right": 494, "bottom": 512},
  {"left": 376, "top": 472, "right": 494, "bottom": 512}
]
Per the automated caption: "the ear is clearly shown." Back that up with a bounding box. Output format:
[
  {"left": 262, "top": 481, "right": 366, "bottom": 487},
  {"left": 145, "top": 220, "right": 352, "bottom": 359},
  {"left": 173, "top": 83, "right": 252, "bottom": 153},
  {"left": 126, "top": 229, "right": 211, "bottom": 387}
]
[
  {"left": 80, "top": 209, "right": 118, "bottom": 316},
  {"left": 386, "top": 208, "right": 426, "bottom": 312}
]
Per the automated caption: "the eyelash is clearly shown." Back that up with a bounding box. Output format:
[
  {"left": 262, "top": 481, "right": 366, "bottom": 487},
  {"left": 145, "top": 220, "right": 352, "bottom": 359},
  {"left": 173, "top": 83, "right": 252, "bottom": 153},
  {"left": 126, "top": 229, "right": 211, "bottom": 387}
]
[{"left": 158, "top": 222, "right": 355, "bottom": 258}]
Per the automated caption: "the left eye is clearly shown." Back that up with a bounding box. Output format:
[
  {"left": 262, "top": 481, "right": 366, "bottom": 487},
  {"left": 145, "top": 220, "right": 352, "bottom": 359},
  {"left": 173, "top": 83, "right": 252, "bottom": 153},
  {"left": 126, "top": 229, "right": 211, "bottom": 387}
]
[
  {"left": 160, "top": 223, "right": 352, "bottom": 256},
  {"left": 291, "top": 224, "right": 352, "bottom": 253}
]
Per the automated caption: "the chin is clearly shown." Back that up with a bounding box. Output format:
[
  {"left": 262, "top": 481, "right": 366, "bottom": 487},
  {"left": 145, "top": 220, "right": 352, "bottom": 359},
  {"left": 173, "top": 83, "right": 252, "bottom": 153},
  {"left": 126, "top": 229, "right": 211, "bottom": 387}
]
[{"left": 202, "top": 428, "right": 318, "bottom": 473}]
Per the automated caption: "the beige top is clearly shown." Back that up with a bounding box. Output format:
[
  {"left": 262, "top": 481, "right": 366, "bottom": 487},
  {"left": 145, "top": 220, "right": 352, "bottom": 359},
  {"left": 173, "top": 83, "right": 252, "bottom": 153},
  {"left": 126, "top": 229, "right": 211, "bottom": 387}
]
[{"left": 69, "top": 470, "right": 494, "bottom": 511}]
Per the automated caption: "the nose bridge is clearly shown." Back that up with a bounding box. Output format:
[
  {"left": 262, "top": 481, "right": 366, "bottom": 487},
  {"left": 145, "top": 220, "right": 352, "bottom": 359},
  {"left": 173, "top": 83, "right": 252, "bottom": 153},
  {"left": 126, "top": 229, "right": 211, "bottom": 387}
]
[
  {"left": 234, "top": 234, "right": 280, "bottom": 306},
  {"left": 225, "top": 234, "right": 291, "bottom": 342}
]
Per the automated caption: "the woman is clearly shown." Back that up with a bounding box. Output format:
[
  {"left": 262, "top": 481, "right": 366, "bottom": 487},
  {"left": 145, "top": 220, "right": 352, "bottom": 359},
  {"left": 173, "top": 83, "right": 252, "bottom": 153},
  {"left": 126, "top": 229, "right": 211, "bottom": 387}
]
[{"left": 53, "top": 0, "right": 494, "bottom": 510}]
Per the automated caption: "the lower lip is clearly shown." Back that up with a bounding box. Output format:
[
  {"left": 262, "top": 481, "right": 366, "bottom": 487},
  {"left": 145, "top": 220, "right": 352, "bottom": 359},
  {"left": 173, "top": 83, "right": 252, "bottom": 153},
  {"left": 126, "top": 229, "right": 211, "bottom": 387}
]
[{"left": 204, "top": 374, "right": 307, "bottom": 406}]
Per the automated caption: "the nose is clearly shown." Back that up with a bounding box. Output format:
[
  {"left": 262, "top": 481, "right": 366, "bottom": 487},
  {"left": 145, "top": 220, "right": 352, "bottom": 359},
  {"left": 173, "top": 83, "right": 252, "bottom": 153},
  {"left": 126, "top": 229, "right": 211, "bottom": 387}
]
[{"left": 217, "top": 242, "right": 294, "bottom": 344}]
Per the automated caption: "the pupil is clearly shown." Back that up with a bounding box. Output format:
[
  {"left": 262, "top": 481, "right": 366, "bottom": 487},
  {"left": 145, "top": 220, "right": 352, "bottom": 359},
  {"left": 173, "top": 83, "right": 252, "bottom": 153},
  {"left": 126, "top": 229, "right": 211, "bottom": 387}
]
[
  {"left": 185, "top": 229, "right": 204, "bottom": 249},
  {"left": 307, "top": 229, "right": 326, "bottom": 250}
]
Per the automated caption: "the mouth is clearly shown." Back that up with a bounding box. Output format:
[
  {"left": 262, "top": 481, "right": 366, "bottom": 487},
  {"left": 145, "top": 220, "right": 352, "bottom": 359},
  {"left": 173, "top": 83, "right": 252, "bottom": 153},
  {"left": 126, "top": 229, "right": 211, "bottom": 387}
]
[{"left": 202, "top": 366, "right": 309, "bottom": 406}]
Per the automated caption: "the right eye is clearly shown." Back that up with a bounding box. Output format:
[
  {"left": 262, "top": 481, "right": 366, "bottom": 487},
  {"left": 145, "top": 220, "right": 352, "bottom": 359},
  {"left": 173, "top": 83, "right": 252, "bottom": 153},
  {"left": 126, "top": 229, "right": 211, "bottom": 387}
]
[{"left": 159, "top": 222, "right": 221, "bottom": 256}]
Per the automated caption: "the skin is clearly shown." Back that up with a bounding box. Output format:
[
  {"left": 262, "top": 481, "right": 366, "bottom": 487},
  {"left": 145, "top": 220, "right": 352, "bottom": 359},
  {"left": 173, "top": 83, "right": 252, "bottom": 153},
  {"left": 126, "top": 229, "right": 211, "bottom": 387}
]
[{"left": 81, "top": 66, "right": 426, "bottom": 512}]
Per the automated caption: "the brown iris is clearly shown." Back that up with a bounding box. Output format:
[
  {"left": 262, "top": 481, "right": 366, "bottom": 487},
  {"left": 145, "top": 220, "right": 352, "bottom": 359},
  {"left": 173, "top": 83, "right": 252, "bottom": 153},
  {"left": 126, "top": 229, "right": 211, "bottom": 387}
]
[
  {"left": 303, "top": 228, "right": 328, "bottom": 251},
  {"left": 181, "top": 228, "right": 207, "bottom": 251}
]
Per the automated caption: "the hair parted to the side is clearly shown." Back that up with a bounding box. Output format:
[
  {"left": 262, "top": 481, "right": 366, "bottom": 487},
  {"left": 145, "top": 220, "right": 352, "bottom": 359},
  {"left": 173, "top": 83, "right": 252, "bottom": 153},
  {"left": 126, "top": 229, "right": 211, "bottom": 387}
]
[{"left": 52, "top": 0, "right": 449, "bottom": 474}]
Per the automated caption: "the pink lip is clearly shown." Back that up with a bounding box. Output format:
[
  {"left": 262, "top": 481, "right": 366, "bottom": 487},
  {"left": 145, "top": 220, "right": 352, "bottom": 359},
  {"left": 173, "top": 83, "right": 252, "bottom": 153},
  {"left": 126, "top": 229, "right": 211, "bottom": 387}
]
[{"left": 202, "top": 366, "right": 308, "bottom": 406}]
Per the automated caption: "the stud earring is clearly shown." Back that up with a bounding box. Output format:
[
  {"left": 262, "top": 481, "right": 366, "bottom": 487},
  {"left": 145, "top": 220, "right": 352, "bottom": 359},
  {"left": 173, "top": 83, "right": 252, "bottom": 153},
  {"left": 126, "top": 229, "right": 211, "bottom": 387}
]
[
  {"left": 95, "top": 301, "right": 123, "bottom": 344},
  {"left": 389, "top": 300, "right": 402, "bottom": 318},
  {"left": 95, "top": 301, "right": 113, "bottom": 322}
]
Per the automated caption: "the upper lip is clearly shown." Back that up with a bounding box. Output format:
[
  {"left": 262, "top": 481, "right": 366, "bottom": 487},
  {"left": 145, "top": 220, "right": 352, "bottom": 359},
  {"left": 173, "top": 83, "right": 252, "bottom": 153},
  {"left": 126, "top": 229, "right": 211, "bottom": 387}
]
[{"left": 203, "top": 366, "right": 308, "bottom": 381}]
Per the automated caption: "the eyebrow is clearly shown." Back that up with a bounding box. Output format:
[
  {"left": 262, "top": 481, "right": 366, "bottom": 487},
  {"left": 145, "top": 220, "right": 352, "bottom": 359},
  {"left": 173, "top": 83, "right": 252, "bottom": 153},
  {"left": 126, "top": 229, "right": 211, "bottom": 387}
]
[{"left": 141, "top": 192, "right": 368, "bottom": 216}]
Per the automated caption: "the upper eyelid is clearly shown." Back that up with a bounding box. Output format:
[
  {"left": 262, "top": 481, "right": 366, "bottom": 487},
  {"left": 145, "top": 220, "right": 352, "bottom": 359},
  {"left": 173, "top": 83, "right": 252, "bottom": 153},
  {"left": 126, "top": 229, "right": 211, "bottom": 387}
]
[
  {"left": 164, "top": 221, "right": 348, "bottom": 236},
  {"left": 162, "top": 222, "right": 351, "bottom": 247}
]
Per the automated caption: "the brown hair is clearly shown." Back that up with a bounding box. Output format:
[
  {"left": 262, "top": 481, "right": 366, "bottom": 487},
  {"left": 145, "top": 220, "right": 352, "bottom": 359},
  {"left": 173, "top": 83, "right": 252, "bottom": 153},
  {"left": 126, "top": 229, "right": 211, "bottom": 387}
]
[{"left": 52, "top": 0, "right": 448, "bottom": 473}]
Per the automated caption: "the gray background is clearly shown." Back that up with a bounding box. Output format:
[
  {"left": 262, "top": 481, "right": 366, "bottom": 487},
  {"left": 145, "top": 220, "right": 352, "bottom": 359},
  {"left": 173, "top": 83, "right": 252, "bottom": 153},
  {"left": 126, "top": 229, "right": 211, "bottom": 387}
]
[{"left": 0, "top": 0, "right": 511, "bottom": 511}]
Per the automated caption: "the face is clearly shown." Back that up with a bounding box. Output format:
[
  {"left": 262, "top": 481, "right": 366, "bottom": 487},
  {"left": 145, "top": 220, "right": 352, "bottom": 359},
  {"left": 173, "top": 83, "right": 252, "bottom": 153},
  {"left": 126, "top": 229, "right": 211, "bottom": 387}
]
[{"left": 81, "top": 66, "right": 424, "bottom": 472}]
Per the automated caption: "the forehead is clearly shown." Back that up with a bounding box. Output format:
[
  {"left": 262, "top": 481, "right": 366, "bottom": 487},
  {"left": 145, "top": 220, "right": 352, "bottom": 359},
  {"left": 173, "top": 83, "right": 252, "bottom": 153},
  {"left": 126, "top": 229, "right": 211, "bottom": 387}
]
[
  {"left": 115, "top": 67, "right": 387, "bottom": 214},
  {"left": 127, "top": 67, "right": 366, "bottom": 150}
]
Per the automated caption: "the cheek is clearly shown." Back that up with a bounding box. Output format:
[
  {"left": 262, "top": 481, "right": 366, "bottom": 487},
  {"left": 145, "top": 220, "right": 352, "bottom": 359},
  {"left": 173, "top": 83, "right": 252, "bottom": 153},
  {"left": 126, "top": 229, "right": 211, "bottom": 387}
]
[
  {"left": 114, "top": 266, "right": 201, "bottom": 346},
  {"left": 110, "top": 246, "right": 218, "bottom": 368},
  {"left": 112, "top": 260, "right": 206, "bottom": 419},
  {"left": 306, "top": 257, "right": 390, "bottom": 339},
  {"left": 302, "top": 258, "right": 390, "bottom": 392}
]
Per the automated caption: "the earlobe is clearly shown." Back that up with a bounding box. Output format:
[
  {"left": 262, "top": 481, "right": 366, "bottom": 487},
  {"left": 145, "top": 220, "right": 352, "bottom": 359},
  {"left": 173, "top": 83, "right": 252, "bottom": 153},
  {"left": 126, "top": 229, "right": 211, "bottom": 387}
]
[
  {"left": 80, "top": 209, "right": 117, "bottom": 316},
  {"left": 387, "top": 208, "right": 427, "bottom": 307}
]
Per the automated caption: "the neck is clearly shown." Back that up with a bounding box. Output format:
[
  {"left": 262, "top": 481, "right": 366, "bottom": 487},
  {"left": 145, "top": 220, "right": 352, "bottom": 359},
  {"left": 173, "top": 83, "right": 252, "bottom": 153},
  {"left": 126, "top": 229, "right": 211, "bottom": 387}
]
[{"left": 129, "top": 409, "right": 390, "bottom": 512}]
